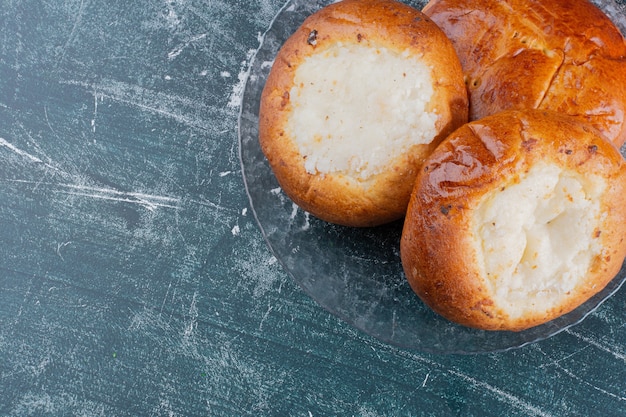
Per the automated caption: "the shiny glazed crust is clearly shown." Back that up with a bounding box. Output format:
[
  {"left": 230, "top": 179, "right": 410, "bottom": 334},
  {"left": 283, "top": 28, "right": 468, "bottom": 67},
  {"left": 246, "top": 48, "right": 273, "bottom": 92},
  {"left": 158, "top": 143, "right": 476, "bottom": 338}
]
[
  {"left": 259, "top": 0, "right": 468, "bottom": 227},
  {"left": 400, "top": 110, "right": 626, "bottom": 331},
  {"left": 423, "top": 0, "right": 626, "bottom": 147}
]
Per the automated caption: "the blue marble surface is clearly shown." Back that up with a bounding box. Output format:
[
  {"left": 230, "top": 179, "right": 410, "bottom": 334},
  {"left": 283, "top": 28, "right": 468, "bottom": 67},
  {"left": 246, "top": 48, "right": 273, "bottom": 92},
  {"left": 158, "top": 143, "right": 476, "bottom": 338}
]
[{"left": 1, "top": 0, "right": 625, "bottom": 415}]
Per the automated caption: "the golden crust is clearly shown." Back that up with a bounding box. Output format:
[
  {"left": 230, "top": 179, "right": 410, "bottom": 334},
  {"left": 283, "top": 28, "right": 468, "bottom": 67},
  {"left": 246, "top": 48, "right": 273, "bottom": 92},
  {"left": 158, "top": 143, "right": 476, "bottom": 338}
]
[
  {"left": 259, "top": 0, "right": 468, "bottom": 227},
  {"left": 400, "top": 110, "right": 626, "bottom": 331},
  {"left": 423, "top": 0, "right": 626, "bottom": 147}
]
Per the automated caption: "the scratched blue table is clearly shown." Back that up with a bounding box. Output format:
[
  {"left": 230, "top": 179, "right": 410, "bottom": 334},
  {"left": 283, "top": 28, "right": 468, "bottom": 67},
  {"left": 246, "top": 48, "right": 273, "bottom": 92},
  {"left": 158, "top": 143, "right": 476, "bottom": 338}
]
[{"left": 1, "top": 1, "right": 625, "bottom": 416}]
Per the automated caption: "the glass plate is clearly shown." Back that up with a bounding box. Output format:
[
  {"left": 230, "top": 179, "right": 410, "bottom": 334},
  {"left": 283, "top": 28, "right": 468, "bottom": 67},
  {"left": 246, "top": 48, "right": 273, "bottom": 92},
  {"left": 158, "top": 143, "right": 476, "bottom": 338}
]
[{"left": 238, "top": 0, "right": 626, "bottom": 354}]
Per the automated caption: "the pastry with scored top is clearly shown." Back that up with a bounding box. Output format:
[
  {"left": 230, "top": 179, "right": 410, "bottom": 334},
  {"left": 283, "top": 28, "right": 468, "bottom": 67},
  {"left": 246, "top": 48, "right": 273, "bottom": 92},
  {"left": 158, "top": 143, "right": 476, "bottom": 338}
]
[
  {"left": 400, "top": 110, "right": 626, "bottom": 331},
  {"left": 423, "top": 0, "right": 626, "bottom": 147},
  {"left": 259, "top": 0, "right": 468, "bottom": 227}
]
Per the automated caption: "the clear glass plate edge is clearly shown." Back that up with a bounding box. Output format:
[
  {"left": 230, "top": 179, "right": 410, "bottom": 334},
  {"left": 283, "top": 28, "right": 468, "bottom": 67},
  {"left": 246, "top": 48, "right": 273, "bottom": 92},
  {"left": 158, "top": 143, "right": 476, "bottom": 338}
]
[{"left": 237, "top": 0, "right": 626, "bottom": 354}]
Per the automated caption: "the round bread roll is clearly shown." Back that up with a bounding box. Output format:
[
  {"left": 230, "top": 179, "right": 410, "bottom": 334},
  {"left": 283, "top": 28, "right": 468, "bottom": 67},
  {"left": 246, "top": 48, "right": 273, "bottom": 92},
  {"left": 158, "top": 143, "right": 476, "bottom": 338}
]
[
  {"left": 259, "top": 0, "right": 468, "bottom": 227},
  {"left": 423, "top": 0, "right": 626, "bottom": 147},
  {"left": 400, "top": 110, "right": 626, "bottom": 331}
]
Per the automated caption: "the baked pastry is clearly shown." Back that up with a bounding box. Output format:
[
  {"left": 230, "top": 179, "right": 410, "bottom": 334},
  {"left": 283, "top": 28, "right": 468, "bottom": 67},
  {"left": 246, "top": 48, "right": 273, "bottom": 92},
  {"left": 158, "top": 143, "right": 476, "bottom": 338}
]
[
  {"left": 259, "top": 0, "right": 468, "bottom": 227},
  {"left": 400, "top": 110, "right": 626, "bottom": 331},
  {"left": 423, "top": 0, "right": 626, "bottom": 147}
]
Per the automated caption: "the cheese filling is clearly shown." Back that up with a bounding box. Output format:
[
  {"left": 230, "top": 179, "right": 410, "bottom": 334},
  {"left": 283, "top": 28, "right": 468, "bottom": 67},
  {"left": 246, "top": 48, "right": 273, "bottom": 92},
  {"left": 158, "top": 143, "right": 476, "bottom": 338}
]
[
  {"left": 287, "top": 43, "right": 438, "bottom": 180},
  {"left": 473, "top": 162, "right": 604, "bottom": 318}
]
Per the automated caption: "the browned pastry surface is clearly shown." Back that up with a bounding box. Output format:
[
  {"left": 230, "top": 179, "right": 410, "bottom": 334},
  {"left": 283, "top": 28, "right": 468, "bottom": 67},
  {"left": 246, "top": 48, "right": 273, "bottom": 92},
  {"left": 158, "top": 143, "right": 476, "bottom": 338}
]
[
  {"left": 401, "top": 110, "right": 626, "bottom": 331},
  {"left": 259, "top": 0, "right": 468, "bottom": 227},
  {"left": 424, "top": 0, "right": 626, "bottom": 147}
]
